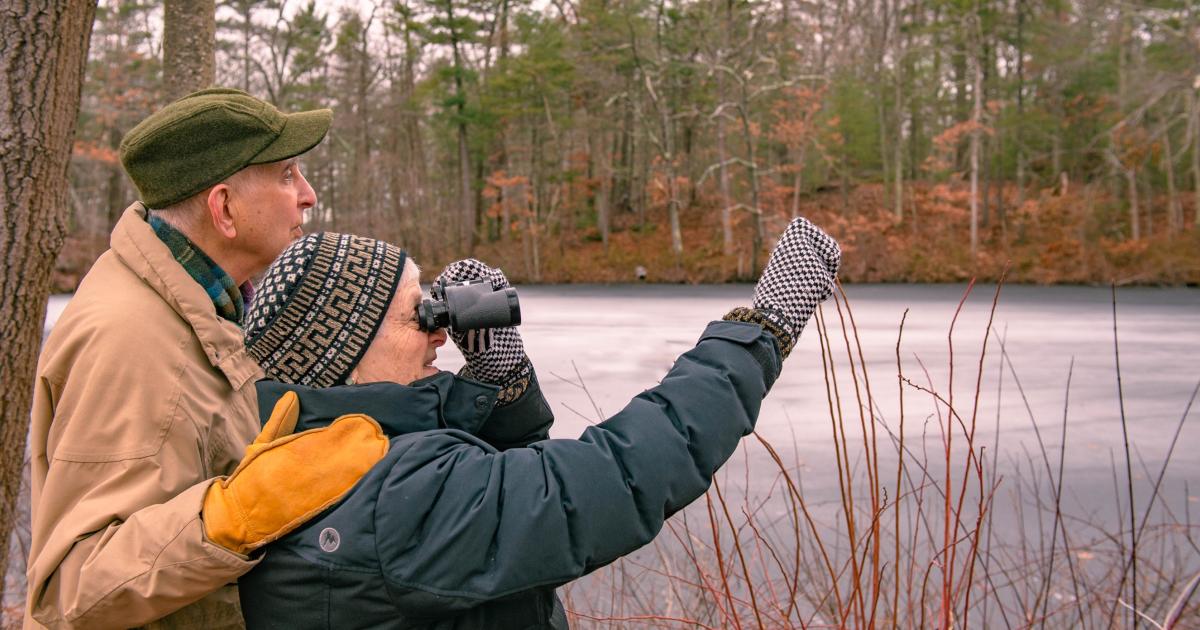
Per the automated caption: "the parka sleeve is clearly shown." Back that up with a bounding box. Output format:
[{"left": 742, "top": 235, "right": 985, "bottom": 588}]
[{"left": 374, "top": 321, "right": 781, "bottom": 612}]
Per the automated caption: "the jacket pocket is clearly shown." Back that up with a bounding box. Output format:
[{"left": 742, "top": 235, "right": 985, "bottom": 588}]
[{"left": 51, "top": 353, "right": 188, "bottom": 463}]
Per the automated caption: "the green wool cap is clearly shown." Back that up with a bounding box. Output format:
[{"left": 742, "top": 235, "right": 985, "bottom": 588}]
[{"left": 119, "top": 87, "right": 332, "bottom": 208}]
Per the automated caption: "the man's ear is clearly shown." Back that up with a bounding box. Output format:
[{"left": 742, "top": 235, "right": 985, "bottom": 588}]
[{"left": 206, "top": 183, "right": 238, "bottom": 240}]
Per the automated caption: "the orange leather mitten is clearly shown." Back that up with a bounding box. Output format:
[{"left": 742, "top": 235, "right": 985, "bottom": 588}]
[{"left": 202, "top": 391, "right": 389, "bottom": 555}]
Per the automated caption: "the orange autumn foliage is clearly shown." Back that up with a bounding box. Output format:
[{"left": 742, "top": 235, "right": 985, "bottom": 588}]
[{"left": 462, "top": 180, "right": 1199, "bottom": 286}]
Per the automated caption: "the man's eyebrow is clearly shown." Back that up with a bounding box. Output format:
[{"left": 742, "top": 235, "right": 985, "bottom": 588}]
[{"left": 281, "top": 158, "right": 299, "bottom": 170}]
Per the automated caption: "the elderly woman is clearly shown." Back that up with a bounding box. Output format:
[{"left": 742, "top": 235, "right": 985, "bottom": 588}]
[{"left": 236, "top": 218, "right": 840, "bottom": 629}]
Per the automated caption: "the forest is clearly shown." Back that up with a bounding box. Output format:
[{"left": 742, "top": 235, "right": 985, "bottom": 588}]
[{"left": 59, "top": 0, "right": 1200, "bottom": 289}]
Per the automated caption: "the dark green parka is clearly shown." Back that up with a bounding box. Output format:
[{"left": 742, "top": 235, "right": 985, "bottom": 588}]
[{"left": 238, "top": 320, "right": 782, "bottom": 629}]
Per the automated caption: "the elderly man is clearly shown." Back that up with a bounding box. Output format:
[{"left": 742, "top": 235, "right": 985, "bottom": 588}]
[{"left": 25, "top": 88, "right": 388, "bottom": 629}]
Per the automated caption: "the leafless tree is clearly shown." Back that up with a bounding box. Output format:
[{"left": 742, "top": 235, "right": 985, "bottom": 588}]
[{"left": 163, "top": 0, "right": 216, "bottom": 101}]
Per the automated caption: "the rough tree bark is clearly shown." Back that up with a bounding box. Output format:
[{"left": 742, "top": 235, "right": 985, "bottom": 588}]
[
  {"left": 163, "top": 0, "right": 215, "bottom": 102},
  {"left": 0, "top": 0, "right": 97, "bottom": 602}
]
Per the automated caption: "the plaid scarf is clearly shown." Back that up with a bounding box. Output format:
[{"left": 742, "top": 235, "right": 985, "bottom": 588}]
[{"left": 149, "top": 214, "right": 245, "bottom": 324}]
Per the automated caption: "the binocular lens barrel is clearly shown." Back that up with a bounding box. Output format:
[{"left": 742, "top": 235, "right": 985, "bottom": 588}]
[{"left": 417, "top": 280, "right": 521, "bottom": 333}]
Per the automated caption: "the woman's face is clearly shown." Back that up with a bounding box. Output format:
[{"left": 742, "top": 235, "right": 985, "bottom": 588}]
[{"left": 351, "top": 273, "right": 447, "bottom": 385}]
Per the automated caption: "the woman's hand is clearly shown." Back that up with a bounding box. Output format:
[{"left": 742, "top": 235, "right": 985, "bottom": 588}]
[
  {"left": 725, "top": 217, "right": 841, "bottom": 358},
  {"left": 435, "top": 259, "right": 531, "bottom": 405}
]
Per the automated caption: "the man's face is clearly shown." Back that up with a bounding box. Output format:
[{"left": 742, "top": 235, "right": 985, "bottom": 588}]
[{"left": 228, "top": 158, "right": 316, "bottom": 276}]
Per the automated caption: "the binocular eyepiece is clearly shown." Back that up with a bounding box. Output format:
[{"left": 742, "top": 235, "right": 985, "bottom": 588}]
[{"left": 417, "top": 279, "right": 522, "bottom": 333}]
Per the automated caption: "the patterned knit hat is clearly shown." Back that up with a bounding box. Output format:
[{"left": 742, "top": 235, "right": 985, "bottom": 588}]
[{"left": 244, "top": 232, "right": 407, "bottom": 387}]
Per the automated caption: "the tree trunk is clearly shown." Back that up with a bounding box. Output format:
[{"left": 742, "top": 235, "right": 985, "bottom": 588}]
[
  {"left": 907, "top": 5, "right": 921, "bottom": 184},
  {"left": 654, "top": 93, "right": 682, "bottom": 258},
  {"left": 1126, "top": 166, "right": 1140, "bottom": 240},
  {"left": 445, "top": 1, "right": 474, "bottom": 253},
  {"left": 528, "top": 124, "right": 542, "bottom": 282},
  {"left": 953, "top": 34, "right": 968, "bottom": 170},
  {"left": 1015, "top": 0, "right": 1026, "bottom": 211},
  {"left": 357, "top": 21, "right": 373, "bottom": 236},
  {"left": 401, "top": 8, "right": 428, "bottom": 257},
  {"left": 0, "top": 0, "right": 97, "bottom": 602},
  {"left": 616, "top": 79, "right": 633, "bottom": 215},
  {"left": 980, "top": 32, "right": 993, "bottom": 228},
  {"left": 876, "top": 0, "right": 891, "bottom": 218},
  {"left": 241, "top": 3, "right": 251, "bottom": 93},
  {"left": 1051, "top": 131, "right": 1062, "bottom": 187},
  {"left": 591, "top": 123, "right": 610, "bottom": 249},
  {"left": 659, "top": 104, "right": 683, "bottom": 259},
  {"left": 993, "top": 118, "right": 1005, "bottom": 229},
  {"left": 717, "top": 0, "right": 734, "bottom": 256},
  {"left": 1163, "top": 124, "right": 1180, "bottom": 233},
  {"left": 716, "top": 114, "right": 734, "bottom": 256},
  {"left": 163, "top": 0, "right": 215, "bottom": 102},
  {"left": 1116, "top": 5, "right": 1130, "bottom": 114},
  {"left": 791, "top": 148, "right": 805, "bottom": 220},
  {"left": 739, "top": 99, "right": 763, "bottom": 274},
  {"left": 1190, "top": 86, "right": 1200, "bottom": 228},
  {"left": 105, "top": 126, "right": 125, "bottom": 230},
  {"left": 893, "top": 17, "right": 904, "bottom": 222},
  {"left": 969, "top": 40, "right": 981, "bottom": 258}
]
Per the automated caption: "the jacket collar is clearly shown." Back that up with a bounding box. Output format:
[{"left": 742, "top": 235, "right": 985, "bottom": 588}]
[
  {"left": 109, "top": 203, "right": 262, "bottom": 390},
  {"left": 256, "top": 372, "right": 499, "bottom": 436}
]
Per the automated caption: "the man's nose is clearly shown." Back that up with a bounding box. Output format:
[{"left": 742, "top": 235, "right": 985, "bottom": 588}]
[
  {"left": 297, "top": 170, "right": 316, "bottom": 208},
  {"left": 430, "top": 328, "right": 447, "bottom": 347}
]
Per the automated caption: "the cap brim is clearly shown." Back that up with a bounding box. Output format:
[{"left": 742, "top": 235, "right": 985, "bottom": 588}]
[{"left": 250, "top": 108, "right": 332, "bottom": 164}]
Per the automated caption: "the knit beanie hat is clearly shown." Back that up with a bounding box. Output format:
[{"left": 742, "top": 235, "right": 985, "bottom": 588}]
[{"left": 244, "top": 232, "right": 407, "bottom": 387}]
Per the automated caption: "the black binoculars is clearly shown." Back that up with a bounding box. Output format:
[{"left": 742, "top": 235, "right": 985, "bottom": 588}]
[{"left": 417, "top": 279, "right": 522, "bottom": 333}]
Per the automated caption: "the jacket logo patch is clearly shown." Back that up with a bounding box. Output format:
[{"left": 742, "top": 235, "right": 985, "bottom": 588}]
[{"left": 319, "top": 527, "right": 341, "bottom": 553}]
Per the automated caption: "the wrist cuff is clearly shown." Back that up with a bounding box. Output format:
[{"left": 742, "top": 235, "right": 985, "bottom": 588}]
[
  {"left": 723, "top": 307, "right": 796, "bottom": 359},
  {"left": 461, "top": 357, "right": 533, "bottom": 407}
]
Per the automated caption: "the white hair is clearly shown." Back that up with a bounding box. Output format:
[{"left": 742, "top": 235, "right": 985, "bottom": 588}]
[{"left": 399, "top": 256, "right": 420, "bottom": 288}]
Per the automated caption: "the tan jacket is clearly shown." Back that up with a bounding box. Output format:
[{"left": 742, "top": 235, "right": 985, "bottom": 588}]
[{"left": 26, "top": 204, "right": 264, "bottom": 629}]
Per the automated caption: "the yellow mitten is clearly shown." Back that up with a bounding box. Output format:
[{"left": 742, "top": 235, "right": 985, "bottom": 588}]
[{"left": 202, "top": 391, "right": 389, "bottom": 555}]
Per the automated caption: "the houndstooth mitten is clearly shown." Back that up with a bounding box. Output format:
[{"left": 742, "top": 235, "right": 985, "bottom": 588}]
[
  {"left": 435, "top": 259, "right": 532, "bottom": 405},
  {"left": 724, "top": 217, "right": 841, "bottom": 359}
]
